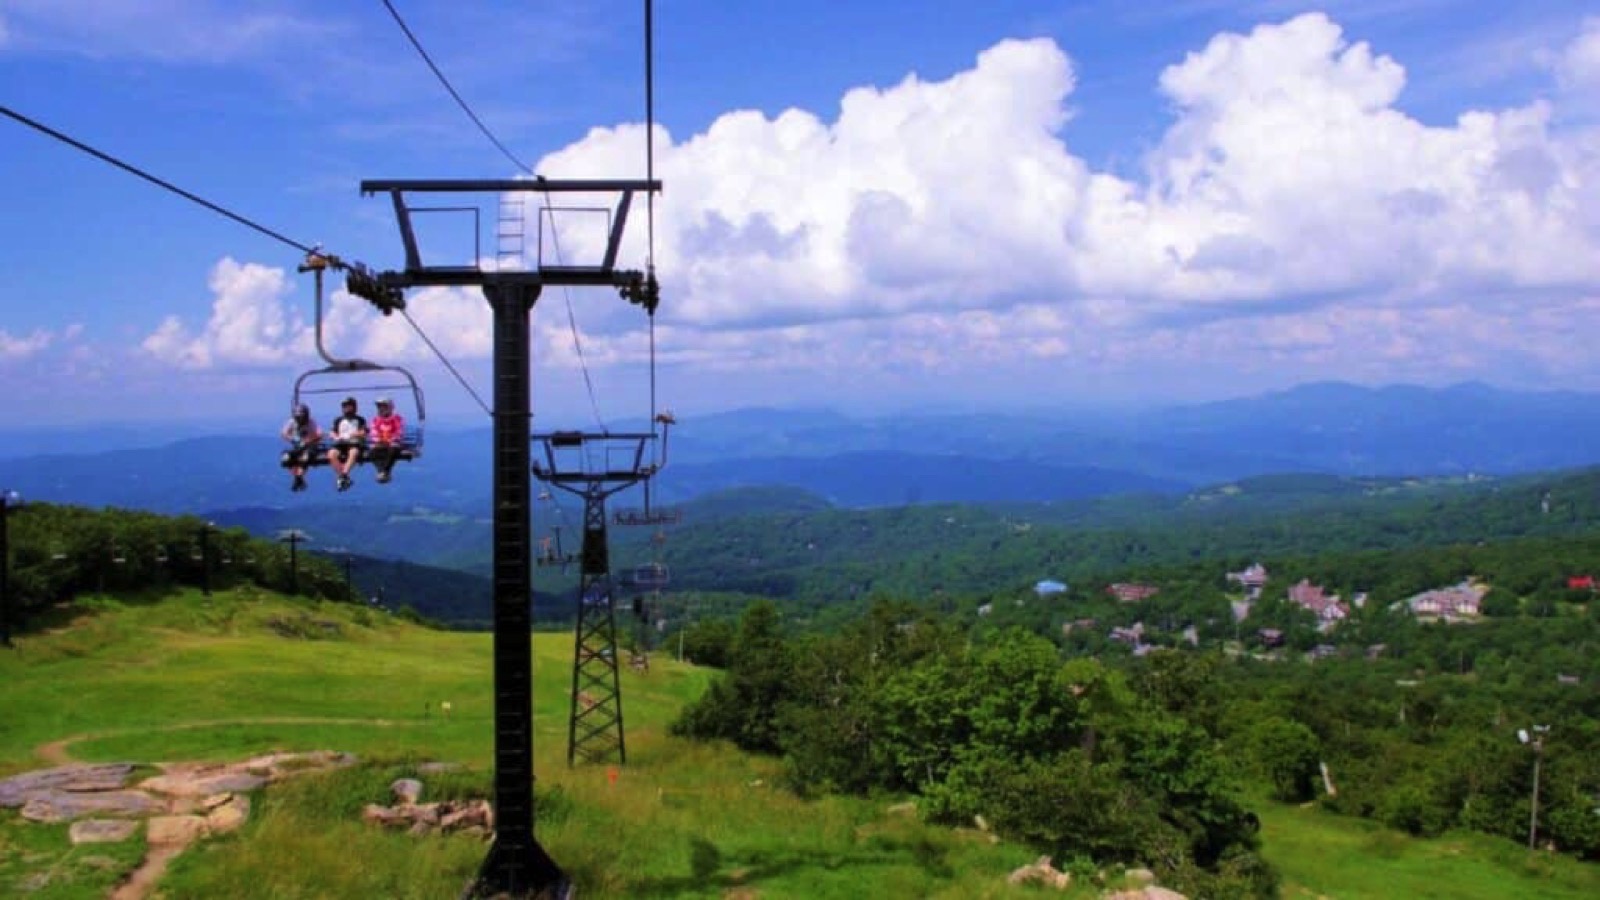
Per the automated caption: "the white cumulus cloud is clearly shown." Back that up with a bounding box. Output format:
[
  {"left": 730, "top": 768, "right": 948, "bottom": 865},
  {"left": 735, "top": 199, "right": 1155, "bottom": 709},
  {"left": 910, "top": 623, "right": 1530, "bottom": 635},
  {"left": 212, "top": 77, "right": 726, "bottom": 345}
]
[
  {"left": 1557, "top": 17, "right": 1600, "bottom": 91},
  {"left": 0, "top": 328, "right": 52, "bottom": 361},
  {"left": 141, "top": 257, "right": 310, "bottom": 369},
  {"left": 536, "top": 13, "right": 1600, "bottom": 347},
  {"left": 135, "top": 14, "right": 1600, "bottom": 399},
  {"left": 0, "top": 0, "right": 327, "bottom": 64}
]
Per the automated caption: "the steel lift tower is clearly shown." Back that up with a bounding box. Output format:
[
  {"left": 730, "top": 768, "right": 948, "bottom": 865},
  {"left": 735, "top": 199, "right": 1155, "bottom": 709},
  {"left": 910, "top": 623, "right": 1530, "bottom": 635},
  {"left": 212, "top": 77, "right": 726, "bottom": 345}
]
[
  {"left": 532, "top": 425, "right": 671, "bottom": 766},
  {"left": 354, "top": 177, "right": 659, "bottom": 899}
]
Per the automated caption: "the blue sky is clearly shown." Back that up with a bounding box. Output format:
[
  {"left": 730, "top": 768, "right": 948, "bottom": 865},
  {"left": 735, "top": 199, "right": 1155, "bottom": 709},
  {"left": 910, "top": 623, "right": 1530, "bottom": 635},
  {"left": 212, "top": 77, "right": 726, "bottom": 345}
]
[{"left": 1, "top": 0, "right": 1597, "bottom": 427}]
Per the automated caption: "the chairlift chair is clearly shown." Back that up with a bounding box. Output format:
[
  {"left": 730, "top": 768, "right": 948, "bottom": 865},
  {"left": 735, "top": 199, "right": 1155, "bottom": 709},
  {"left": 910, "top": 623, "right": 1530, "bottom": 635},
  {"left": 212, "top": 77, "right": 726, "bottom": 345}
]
[
  {"left": 283, "top": 364, "right": 426, "bottom": 469},
  {"left": 630, "top": 562, "right": 669, "bottom": 589},
  {"left": 279, "top": 249, "right": 427, "bottom": 476}
]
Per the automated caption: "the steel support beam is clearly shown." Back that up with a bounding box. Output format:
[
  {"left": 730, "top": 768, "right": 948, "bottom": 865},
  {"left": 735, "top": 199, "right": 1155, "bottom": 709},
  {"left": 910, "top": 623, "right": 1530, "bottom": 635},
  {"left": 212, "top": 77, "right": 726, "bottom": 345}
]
[
  {"left": 1, "top": 494, "right": 12, "bottom": 648},
  {"left": 470, "top": 282, "right": 567, "bottom": 899}
]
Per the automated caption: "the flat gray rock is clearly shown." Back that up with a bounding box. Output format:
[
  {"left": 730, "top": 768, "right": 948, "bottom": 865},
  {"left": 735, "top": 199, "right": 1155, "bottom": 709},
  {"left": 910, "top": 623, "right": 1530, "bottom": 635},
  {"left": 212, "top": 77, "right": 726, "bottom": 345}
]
[
  {"left": 21, "top": 789, "right": 162, "bottom": 823},
  {"left": 141, "top": 771, "right": 267, "bottom": 797},
  {"left": 0, "top": 764, "right": 136, "bottom": 808},
  {"left": 69, "top": 819, "right": 140, "bottom": 845}
]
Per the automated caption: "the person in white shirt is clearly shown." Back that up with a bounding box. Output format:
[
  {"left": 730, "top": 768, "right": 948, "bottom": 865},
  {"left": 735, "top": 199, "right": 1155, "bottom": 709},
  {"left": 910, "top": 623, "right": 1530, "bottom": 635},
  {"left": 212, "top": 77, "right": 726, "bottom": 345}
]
[{"left": 325, "top": 396, "right": 367, "bottom": 492}]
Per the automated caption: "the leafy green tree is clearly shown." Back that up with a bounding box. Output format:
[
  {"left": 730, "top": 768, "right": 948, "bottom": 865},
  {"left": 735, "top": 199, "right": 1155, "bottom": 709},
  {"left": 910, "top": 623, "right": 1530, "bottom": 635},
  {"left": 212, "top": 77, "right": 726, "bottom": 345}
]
[
  {"left": 1248, "top": 717, "right": 1321, "bottom": 802},
  {"left": 671, "top": 601, "right": 795, "bottom": 753},
  {"left": 1480, "top": 587, "right": 1519, "bottom": 617}
]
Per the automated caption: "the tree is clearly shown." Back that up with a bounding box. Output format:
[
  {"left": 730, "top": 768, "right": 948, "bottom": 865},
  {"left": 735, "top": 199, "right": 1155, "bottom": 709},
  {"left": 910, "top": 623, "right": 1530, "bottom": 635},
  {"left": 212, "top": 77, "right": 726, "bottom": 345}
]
[
  {"left": 671, "top": 601, "right": 795, "bottom": 754},
  {"left": 1247, "top": 717, "right": 1321, "bottom": 803},
  {"left": 1480, "top": 587, "right": 1519, "bottom": 618}
]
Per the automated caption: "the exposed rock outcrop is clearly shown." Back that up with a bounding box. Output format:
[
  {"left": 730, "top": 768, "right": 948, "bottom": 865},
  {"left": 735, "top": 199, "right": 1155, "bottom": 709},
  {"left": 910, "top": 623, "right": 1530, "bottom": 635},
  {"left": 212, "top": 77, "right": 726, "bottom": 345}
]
[
  {"left": 69, "top": 819, "right": 141, "bottom": 845},
  {"left": 21, "top": 789, "right": 164, "bottom": 823},
  {"left": 1103, "top": 887, "right": 1189, "bottom": 900},
  {"left": 0, "top": 763, "right": 138, "bottom": 806},
  {"left": 1008, "top": 855, "right": 1072, "bottom": 890},
  {"left": 3, "top": 751, "right": 363, "bottom": 900},
  {"left": 363, "top": 797, "right": 492, "bottom": 838}
]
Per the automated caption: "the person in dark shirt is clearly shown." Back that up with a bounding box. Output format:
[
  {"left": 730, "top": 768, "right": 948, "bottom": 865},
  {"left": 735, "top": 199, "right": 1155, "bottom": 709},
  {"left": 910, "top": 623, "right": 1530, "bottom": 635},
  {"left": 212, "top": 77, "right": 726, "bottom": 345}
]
[
  {"left": 280, "top": 404, "right": 321, "bottom": 492},
  {"left": 326, "top": 396, "right": 367, "bottom": 491}
]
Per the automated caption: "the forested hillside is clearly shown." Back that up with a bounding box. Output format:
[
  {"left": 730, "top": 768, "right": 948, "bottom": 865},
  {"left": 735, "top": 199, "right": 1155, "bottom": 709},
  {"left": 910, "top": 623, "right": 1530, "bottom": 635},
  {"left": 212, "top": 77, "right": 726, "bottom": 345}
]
[
  {"left": 0, "top": 504, "right": 504, "bottom": 634},
  {"left": 652, "top": 467, "right": 1600, "bottom": 612},
  {"left": 4, "top": 488, "right": 1600, "bottom": 896}
]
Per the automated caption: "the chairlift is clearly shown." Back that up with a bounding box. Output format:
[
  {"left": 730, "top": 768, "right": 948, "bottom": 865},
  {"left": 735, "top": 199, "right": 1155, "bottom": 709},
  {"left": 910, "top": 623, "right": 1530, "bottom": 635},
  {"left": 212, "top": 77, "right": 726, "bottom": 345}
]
[
  {"left": 280, "top": 249, "right": 426, "bottom": 475},
  {"left": 630, "top": 562, "right": 669, "bottom": 589},
  {"left": 284, "top": 366, "right": 426, "bottom": 467},
  {"left": 536, "top": 527, "right": 574, "bottom": 571}
]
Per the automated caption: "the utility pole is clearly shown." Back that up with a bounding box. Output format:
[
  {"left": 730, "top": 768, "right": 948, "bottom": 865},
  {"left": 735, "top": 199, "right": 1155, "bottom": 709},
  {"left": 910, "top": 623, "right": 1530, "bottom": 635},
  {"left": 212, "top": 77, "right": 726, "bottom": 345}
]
[
  {"left": 1520, "top": 725, "right": 1550, "bottom": 850},
  {"left": 278, "top": 529, "right": 309, "bottom": 595},
  {"left": 355, "top": 177, "right": 658, "bottom": 898},
  {"left": 0, "top": 490, "right": 20, "bottom": 648},
  {"left": 197, "top": 522, "right": 216, "bottom": 598}
]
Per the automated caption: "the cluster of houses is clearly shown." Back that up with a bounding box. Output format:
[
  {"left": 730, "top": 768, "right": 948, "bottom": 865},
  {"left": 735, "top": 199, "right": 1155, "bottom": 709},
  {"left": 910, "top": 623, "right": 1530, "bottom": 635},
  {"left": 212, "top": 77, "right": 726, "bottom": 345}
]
[
  {"left": 1001, "top": 559, "right": 1584, "bottom": 651},
  {"left": 1228, "top": 562, "right": 1491, "bottom": 630},
  {"left": 1227, "top": 563, "right": 1269, "bottom": 600},
  {"left": 1106, "top": 582, "right": 1160, "bottom": 603},
  {"left": 1286, "top": 579, "right": 1355, "bottom": 631},
  {"left": 1405, "top": 580, "right": 1487, "bottom": 620}
]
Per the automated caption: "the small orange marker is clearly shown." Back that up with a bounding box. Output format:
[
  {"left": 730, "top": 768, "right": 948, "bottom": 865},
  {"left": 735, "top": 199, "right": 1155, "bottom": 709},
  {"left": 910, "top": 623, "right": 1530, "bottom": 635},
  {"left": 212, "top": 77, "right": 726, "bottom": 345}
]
[{"left": 607, "top": 766, "right": 619, "bottom": 786}]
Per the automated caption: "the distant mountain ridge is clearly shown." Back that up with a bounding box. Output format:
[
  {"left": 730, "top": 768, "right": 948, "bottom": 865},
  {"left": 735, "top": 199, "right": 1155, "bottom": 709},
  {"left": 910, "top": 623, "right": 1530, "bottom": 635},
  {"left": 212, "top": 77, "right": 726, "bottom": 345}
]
[{"left": 3, "top": 382, "right": 1598, "bottom": 514}]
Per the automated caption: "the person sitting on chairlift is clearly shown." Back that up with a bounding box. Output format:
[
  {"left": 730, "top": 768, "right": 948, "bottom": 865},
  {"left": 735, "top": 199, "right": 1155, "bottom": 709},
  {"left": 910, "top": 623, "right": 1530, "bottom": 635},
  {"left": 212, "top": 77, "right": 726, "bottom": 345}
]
[
  {"left": 280, "top": 403, "right": 321, "bottom": 492},
  {"left": 327, "top": 396, "right": 367, "bottom": 492},
  {"left": 368, "top": 396, "right": 405, "bottom": 484}
]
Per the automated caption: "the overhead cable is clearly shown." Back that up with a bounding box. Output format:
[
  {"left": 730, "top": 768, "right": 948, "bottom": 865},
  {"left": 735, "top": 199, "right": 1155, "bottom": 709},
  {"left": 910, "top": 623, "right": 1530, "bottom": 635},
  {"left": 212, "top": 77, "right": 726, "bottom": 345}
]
[
  {"left": 545, "top": 212, "right": 610, "bottom": 433},
  {"left": 400, "top": 309, "right": 493, "bottom": 418},
  {"left": 378, "top": 0, "right": 536, "bottom": 177},
  {"left": 379, "top": 0, "right": 609, "bottom": 431},
  {"left": 0, "top": 104, "right": 318, "bottom": 256}
]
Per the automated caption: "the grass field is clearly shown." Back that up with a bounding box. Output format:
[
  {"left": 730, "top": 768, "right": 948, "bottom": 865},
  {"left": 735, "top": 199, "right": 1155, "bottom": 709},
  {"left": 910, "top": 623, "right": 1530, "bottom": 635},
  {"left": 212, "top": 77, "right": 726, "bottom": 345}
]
[
  {"left": 1260, "top": 802, "right": 1600, "bottom": 900},
  {"left": 2, "top": 588, "right": 1597, "bottom": 898}
]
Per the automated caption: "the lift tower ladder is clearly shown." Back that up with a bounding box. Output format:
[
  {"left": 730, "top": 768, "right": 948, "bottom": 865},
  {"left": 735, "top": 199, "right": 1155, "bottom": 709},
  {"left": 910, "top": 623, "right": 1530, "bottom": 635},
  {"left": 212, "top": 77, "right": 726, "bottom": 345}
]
[
  {"left": 497, "top": 193, "right": 525, "bottom": 272},
  {"left": 355, "top": 177, "right": 659, "bottom": 900},
  {"left": 532, "top": 430, "right": 666, "bottom": 766}
]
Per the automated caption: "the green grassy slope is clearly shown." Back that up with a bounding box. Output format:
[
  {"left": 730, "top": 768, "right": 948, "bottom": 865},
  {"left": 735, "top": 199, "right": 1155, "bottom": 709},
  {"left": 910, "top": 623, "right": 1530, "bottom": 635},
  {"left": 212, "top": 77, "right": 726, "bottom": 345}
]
[
  {"left": 1261, "top": 802, "right": 1600, "bottom": 899},
  {"left": 0, "top": 590, "right": 1038, "bottom": 898},
  {"left": 3, "top": 590, "right": 1596, "bottom": 898}
]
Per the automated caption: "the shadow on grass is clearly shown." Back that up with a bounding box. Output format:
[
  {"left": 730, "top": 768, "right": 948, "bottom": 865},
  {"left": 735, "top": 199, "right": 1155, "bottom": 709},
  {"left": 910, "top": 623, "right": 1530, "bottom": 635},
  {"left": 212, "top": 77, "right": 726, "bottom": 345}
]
[{"left": 613, "top": 833, "right": 952, "bottom": 897}]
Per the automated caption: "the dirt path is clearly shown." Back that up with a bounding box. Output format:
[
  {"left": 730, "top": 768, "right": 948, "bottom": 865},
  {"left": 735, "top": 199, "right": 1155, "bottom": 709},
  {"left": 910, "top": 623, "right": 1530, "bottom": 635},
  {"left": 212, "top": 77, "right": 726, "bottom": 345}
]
[
  {"left": 33, "top": 716, "right": 404, "bottom": 766},
  {"left": 109, "top": 843, "right": 186, "bottom": 900}
]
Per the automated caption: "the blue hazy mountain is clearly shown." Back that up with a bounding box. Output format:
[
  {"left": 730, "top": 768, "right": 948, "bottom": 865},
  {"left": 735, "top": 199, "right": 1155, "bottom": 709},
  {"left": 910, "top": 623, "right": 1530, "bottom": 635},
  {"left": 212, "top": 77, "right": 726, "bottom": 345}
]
[{"left": 4, "top": 382, "right": 1599, "bottom": 514}]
